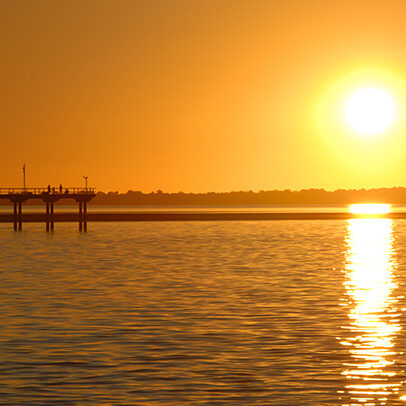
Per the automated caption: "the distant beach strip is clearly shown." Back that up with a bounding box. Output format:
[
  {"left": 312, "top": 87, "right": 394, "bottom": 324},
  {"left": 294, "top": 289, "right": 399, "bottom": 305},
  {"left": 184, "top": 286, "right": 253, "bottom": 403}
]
[{"left": 0, "top": 211, "right": 403, "bottom": 222}]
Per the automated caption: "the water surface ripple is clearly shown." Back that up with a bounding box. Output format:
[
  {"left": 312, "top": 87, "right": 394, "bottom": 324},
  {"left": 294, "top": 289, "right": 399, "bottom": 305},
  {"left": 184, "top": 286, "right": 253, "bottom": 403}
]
[{"left": 1, "top": 220, "right": 406, "bottom": 404}]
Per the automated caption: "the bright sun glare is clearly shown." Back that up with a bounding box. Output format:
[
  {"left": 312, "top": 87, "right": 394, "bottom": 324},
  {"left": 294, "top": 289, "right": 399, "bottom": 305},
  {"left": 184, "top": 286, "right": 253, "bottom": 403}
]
[
  {"left": 349, "top": 204, "right": 391, "bottom": 214},
  {"left": 345, "top": 87, "right": 396, "bottom": 135}
]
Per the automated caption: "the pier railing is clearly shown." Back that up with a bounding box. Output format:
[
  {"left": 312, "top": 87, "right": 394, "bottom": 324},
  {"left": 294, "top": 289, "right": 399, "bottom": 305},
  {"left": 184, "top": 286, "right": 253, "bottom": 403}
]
[{"left": 0, "top": 187, "right": 96, "bottom": 195}]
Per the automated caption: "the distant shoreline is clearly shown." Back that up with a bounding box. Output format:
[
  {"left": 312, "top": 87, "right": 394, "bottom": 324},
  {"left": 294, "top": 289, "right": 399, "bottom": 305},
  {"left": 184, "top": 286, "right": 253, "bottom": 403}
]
[
  {"left": 1, "top": 187, "right": 406, "bottom": 206},
  {"left": 0, "top": 212, "right": 404, "bottom": 223}
]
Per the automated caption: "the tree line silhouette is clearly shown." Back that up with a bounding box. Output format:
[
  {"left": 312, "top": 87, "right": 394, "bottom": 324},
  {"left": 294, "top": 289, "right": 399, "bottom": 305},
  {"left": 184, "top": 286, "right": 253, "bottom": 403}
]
[
  {"left": 89, "top": 188, "right": 406, "bottom": 205},
  {"left": 2, "top": 188, "right": 406, "bottom": 205}
]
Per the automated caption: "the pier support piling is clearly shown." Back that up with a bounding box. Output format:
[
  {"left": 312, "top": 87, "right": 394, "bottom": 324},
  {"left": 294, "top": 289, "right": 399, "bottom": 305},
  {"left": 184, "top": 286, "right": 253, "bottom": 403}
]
[
  {"left": 83, "top": 202, "right": 87, "bottom": 232},
  {"left": 45, "top": 202, "right": 49, "bottom": 231},
  {"left": 18, "top": 201, "right": 22, "bottom": 231},
  {"left": 50, "top": 202, "right": 54, "bottom": 231},
  {"left": 79, "top": 201, "right": 83, "bottom": 232},
  {"left": 13, "top": 202, "right": 17, "bottom": 231}
]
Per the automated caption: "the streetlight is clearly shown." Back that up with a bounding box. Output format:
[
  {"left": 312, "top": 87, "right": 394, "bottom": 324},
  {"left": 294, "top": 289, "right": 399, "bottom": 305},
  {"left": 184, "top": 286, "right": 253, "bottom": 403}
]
[
  {"left": 23, "top": 164, "right": 26, "bottom": 190},
  {"left": 83, "top": 176, "right": 88, "bottom": 190}
]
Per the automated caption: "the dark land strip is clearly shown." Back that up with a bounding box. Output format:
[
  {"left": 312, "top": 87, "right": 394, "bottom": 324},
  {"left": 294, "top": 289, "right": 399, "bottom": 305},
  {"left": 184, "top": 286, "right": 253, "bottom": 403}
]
[{"left": 0, "top": 212, "right": 403, "bottom": 222}]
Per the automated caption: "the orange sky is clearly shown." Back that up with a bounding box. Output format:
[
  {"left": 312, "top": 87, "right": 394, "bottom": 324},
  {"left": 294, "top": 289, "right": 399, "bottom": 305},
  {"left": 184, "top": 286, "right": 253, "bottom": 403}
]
[{"left": 2, "top": 0, "right": 406, "bottom": 192}]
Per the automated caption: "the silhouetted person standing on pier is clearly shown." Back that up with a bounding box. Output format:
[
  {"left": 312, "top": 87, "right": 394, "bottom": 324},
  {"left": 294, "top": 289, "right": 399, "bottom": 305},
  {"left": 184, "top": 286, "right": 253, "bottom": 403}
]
[
  {"left": 59, "top": 184, "right": 63, "bottom": 193},
  {"left": 47, "top": 185, "right": 51, "bottom": 193}
]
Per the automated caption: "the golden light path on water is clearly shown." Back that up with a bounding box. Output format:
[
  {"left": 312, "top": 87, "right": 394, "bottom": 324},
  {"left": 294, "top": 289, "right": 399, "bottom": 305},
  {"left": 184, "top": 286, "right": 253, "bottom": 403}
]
[{"left": 340, "top": 217, "right": 405, "bottom": 405}]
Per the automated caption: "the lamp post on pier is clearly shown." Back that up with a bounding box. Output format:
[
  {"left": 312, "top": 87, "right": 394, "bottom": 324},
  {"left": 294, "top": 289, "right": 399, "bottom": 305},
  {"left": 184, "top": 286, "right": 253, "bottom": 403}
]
[{"left": 23, "top": 164, "right": 26, "bottom": 191}]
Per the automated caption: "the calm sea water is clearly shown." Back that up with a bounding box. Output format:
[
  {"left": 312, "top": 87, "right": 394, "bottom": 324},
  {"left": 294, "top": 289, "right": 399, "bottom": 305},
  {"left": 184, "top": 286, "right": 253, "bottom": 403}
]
[{"left": 1, "top": 220, "right": 406, "bottom": 405}]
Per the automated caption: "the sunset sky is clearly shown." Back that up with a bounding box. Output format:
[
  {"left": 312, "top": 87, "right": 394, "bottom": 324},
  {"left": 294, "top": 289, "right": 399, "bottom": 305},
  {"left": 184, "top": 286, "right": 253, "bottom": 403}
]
[{"left": 2, "top": 0, "right": 406, "bottom": 192}]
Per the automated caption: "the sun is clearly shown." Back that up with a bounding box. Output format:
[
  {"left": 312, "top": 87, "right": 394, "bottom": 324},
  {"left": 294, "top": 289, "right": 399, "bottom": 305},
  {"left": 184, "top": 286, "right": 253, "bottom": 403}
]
[{"left": 344, "top": 87, "right": 396, "bottom": 135}]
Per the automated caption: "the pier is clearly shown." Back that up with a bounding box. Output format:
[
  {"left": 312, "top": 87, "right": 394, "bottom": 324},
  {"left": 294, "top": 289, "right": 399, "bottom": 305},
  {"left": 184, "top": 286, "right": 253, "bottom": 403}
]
[{"left": 0, "top": 188, "right": 96, "bottom": 231}]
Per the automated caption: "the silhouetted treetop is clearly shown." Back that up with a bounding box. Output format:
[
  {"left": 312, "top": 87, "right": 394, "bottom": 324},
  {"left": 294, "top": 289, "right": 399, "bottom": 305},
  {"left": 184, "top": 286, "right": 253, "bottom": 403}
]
[
  {"left": 3, "top": 188, "right": 404, "bottom": 206},
  {"left": 88, "top": 188, "right": 406, "bottom": 205}
]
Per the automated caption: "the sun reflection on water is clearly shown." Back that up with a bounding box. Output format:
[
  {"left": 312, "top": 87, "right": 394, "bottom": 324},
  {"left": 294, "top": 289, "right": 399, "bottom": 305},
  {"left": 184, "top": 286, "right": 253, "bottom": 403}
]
[{"left": 341, "top": 219, "right": 404, "bottom": 405}]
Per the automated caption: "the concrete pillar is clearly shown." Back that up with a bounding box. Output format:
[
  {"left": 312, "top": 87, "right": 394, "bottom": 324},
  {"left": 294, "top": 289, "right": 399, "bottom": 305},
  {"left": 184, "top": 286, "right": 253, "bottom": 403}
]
[
  {"left": 46, "top": 202, "right": 50, "bottom": 231},
  {"left": 79, "top": 201, "right": 83, "bottom": 231},
  {"left": 50, "top": 202, "right": 54, "bottom": 231},
  {"left": 13, "top": 202, "right": 17, "bottom": 231},
  {"left": 83, "top": 202, "right": 87, "bottom": 232},
  {"left": 18, "top": 201, "right": 22, "bottom": 231}
]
